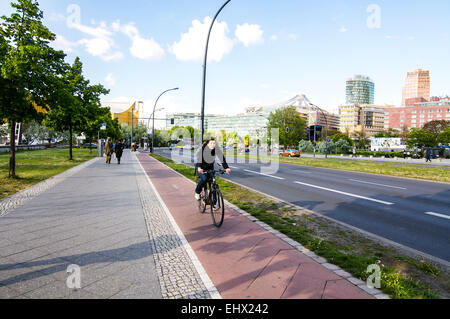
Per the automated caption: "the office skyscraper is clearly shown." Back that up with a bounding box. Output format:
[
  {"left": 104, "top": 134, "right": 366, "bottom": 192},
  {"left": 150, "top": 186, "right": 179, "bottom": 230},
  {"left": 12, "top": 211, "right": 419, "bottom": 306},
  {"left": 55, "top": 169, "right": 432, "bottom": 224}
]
[
  {"left": 346, "top": 75, "right": 375, "bottom": 105},
  {"left": 401, "top": 68, "right": 430, "bottom": 106}
]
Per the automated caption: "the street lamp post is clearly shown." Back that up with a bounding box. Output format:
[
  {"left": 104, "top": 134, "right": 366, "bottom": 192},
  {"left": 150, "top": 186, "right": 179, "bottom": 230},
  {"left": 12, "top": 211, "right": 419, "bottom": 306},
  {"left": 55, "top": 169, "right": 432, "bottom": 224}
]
[
  {"left": 148, "top": 88, "right": 179, "bottom": 153},
  {"left": 309, "top": 103, "right": 329, "bottom": 158},
  {"left": 201, "top": 0, "right": 232, "bottom": 144}
]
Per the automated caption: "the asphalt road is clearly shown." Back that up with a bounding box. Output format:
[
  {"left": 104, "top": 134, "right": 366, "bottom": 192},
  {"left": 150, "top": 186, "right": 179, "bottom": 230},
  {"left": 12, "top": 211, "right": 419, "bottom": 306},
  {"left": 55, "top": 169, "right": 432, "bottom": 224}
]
[{"left": 154, "top": 148, "right": 450, "bottom": 264}]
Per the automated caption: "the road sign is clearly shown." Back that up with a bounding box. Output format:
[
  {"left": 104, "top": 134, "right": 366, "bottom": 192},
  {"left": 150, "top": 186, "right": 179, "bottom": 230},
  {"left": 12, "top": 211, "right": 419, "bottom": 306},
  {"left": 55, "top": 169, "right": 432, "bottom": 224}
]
[
  {"left": 327, "top": 137, "right": 331, "bottom": 143},
  {"left": 100, "top": 123, "right": 106, "bottom": 130},
  {"left": 286, "top": 128, "right": 290, "bottom": 134}
]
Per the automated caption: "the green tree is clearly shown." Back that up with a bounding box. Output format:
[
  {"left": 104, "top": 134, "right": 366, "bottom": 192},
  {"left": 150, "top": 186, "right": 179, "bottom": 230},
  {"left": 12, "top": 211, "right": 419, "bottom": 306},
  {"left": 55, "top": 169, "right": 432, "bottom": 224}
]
[
  {"left": 330, "top": 133, "right": 353, "bottom": 146},
  {"left": 437, "top": 127, "right": 450, "bottom": 145},
  {"left": 335, "top": 139, "right": 352, "bottom": 154},
  {"left": 23, "top": 121, "right": 57, "bottom": 144},
  {"left": 0, "top": 0, "right": 66, "bottom": 176},
  {"left": 407, "top": 128, "right": 435, "bottom": 148},
  {"left": 268, "top": 106, "right": 306, "bottom": 149},
  {"left": 121, "top": 123, "right": 148, "bottom": 146},
  {"left": 318, "top": 141, "right": 336, "bottom": 155},
  {"left": 374, "top": 129, "right": 399, "bottom": 138},
  {"left": 423, "top": 120, "right": 449, "bottom": 135},
  {"left": 298, "top": 140, "right": 313, "bottom": 153},
  {"left": 45, "top": 57, "right": 109, "bottom": 160},
  {"left": 83, "top": 107, "right": 121, "bottom": 151}
]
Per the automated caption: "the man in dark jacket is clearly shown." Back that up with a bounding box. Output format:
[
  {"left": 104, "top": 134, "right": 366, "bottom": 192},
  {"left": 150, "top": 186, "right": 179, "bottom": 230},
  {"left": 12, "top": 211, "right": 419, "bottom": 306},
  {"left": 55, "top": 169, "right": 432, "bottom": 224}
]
[
  {"left": 426, "top": 148, "right": 432, "bottom": 163},
  {"left": 115, "top": 140, "right": 124, "bottom": 165},
  {"left": 194, "top": 138, "right": 231, "bottom": 200}
]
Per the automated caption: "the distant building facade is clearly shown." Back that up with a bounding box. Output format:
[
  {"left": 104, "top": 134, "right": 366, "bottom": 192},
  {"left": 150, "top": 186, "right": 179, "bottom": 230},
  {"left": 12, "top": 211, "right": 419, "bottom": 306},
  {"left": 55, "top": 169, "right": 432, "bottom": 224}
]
[
  {"left": 166, "top": 94, "right": 340, "bottom": 139},
  {"left": 346, "top": 75, "right": 375, "bottom": 105},
  {"left": 401, "top": 68, "right": 430, "bottom": 106},
  {"left": 385, "top": 97, "right": 450, "bottom": 130},
  {"left": 339, "top": 104, "right": 393, "bottom": 137}
]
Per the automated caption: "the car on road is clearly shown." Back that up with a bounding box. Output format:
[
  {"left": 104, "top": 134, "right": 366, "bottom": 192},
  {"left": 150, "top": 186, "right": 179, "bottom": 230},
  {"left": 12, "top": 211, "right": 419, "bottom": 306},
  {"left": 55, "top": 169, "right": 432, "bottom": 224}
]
[
  {"left": 169, "top": 144, "right": 177, "bottom": 150},
  {"left": 279, "top": 149, "right": 301, "bottom": 157},
  {"left": 82, "top": 143, "right": 97, "bottom": 149}
]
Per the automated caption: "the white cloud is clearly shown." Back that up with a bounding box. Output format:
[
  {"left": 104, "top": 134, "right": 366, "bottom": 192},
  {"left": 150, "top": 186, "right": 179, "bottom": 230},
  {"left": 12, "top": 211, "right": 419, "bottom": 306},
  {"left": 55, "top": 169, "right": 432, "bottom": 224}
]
[
  {"left": 169, "top": 17, "right": 234, "bottom": 62},
  {"left": 288, "top": 33, "right": 299, "bottom": 40},
  {"left": 235, "top": 23, "right": 264, "bottom": 47},
  {"left": 105, "top": 73, "right": 116, "bottom": 87},
  {"left": 270, "top": 35, "right": 278, "bottom": 41},
  {"left": 65, "top": 19, "right": 164, "bottom": 61},
  {"left": 339, "top": 26, "right": 348, "bottom": 33},
  {"left": 51, "top": 34, "right": 78, "bottom": 52},
  {"left": 68, "top": 21, "right": 123, "bottom": 62},
  {"left": 120, "top": 22, "right": 164, "bottom": 60}
]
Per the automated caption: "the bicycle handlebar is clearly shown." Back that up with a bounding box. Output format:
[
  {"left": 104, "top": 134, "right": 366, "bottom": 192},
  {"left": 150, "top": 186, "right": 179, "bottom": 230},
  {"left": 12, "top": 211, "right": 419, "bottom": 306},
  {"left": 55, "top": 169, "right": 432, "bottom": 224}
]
[{"left": 203, "top": 169, "right": 226, "bottom": 175}]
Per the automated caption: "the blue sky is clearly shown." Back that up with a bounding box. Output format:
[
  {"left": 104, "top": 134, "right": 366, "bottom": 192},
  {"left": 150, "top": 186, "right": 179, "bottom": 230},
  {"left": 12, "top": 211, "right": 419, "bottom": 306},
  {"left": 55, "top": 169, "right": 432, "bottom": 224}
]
[{"left": 2, "top": 0, "right": 449, "bottom": 127}]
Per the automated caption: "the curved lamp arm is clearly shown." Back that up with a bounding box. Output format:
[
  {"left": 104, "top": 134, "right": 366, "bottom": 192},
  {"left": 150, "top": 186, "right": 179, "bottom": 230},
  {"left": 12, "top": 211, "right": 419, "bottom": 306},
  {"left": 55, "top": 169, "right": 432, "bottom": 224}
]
[{"left": 200, "top": 0, "right": 232, "bottom": 143}]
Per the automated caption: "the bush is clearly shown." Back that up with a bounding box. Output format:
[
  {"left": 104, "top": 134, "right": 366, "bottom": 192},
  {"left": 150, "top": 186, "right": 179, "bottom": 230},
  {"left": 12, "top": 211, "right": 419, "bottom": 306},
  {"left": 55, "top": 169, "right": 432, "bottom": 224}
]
[
  {"left": 298, "top": 140, "right": 314, "bottom": 152},
  {"left": 335, "top": 140, "right": 352, "bottom": 154},
  {"left": 318, "top": 141, "right": 336, "bottom": 154}
]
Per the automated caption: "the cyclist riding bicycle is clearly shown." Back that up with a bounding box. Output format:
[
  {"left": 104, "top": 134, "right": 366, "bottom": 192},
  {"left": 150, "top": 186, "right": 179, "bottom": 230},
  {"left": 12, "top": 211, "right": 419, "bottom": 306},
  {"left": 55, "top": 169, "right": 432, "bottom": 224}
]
[{"left": 194, "top": 138, "right": 231, "bottom": 201}]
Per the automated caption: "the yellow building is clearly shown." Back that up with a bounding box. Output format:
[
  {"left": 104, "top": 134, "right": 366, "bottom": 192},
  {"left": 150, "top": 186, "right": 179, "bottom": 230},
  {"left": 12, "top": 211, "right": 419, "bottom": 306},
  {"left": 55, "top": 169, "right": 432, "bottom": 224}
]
[
  {"left": 103, "top": 102, "right": 141, "bottom": 127},
  {"left": 339, "top": 104, "right": 393, "bottom": 137}
]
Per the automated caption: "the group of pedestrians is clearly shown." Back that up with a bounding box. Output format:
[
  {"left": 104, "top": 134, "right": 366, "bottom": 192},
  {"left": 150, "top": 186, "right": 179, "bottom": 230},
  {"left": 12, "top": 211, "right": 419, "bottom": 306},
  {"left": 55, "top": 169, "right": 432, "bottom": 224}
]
[{"left": 105, "top": 137, "right": 125, "bottom": 165}]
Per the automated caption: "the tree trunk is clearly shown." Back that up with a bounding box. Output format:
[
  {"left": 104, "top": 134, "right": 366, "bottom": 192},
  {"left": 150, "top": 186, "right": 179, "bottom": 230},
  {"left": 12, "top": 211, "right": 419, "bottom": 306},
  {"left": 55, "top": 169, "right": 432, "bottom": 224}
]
[
  {"left": 9, "top": 120, "right": 16, "bottom": 178},
  {"left": 69, "top": 124, "right": 73, "bottom": 161}
]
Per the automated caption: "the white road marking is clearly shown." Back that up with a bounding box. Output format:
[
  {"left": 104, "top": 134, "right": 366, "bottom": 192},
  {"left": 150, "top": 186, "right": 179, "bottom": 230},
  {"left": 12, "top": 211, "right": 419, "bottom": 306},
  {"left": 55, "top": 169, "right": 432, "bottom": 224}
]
[
  {"left": 228, "top": 166, "right": 240, "bottom": 169},
  {"left": 294, "top": 181, "right": 394, "bottom": 205},
  {"left": 425, "top": 212, "right": 450, "bottom": 220},
  {"left": 349, "top": 179, "right": 407, "bottom": 190},
  {"left": 244, "top": 169, "right": 285, "bottom": 180}
]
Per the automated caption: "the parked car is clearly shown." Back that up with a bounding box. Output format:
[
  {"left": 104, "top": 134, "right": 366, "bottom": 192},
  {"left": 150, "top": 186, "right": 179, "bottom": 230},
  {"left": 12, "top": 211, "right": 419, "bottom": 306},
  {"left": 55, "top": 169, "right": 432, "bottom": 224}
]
[
  {"left": 279, "top": 149, "right": 301, "bottom": 157},
  {"left": 169, "top": 144, "right": 177, "bottom": 150},
  {"left": 82, "top": 143, "right": 98, "bottom": 149}
]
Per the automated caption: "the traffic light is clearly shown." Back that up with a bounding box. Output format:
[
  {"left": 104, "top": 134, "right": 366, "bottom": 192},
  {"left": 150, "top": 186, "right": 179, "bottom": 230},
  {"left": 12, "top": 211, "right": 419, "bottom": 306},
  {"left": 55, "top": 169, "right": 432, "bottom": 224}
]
[{"left": 171, "top": 118, "right": 175, "bottom": 125}]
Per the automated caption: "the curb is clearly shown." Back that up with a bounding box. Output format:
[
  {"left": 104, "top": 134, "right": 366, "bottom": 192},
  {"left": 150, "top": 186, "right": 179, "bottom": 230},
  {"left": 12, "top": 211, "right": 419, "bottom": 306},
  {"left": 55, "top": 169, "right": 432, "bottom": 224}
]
[
  {"left": 223, "top": 199, "right": 389, "bottom": 300},
  {"left": 135, "top": 153, "right": 222, "bottom": 299},
  {"left": 146, "top": 153, "right": 389, "bottom": 299}
]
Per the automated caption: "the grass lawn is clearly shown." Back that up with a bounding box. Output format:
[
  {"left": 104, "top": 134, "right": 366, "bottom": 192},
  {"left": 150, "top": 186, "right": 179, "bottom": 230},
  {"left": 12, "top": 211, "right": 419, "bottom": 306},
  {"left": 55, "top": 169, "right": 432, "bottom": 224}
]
[
  {"left": 236, "top": 153, "right": 450, "bottom": 183},
  {"left": 0, "top": 148, "right": 97, "bottom": 200},
  {"left": 151, "top": 153, "right": 450, "bottom": 299}
]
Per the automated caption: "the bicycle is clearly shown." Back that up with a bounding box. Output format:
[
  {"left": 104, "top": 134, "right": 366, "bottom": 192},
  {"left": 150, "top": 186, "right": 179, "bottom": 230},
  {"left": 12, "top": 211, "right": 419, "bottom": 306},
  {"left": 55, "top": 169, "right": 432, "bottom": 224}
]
[{"left": 197, "top": 167, "right": 226, "bottom": 228}]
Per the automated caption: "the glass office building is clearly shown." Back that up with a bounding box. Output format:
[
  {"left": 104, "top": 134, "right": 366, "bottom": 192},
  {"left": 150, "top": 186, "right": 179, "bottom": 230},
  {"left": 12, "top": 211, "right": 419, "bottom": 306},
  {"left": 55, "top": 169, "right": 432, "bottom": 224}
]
[
  {"left": 166, "top": 113, "right": 269, "bottom": 138},
  {"left": 346, "top": 75, "right": 375, "bottom": 105}
]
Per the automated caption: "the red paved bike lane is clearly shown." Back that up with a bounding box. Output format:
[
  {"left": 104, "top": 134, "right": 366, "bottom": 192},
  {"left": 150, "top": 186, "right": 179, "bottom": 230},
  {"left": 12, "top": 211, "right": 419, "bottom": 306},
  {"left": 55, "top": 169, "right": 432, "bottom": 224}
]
[{"left": 137, "top": 154, "right": 373, "bottom": 299}]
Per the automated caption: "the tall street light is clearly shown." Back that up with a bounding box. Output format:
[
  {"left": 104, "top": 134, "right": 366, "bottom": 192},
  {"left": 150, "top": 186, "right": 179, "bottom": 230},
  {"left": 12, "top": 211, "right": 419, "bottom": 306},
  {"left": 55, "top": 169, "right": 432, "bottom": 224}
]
[
  {"left": 201, "top": 0, "right": 232, "bottom": 144},
  {"left": 309, "top": 103, "right": 329, "bottom": 158},
  {"left": 149, "top": 88, "right": 179, "bottom": 153}
]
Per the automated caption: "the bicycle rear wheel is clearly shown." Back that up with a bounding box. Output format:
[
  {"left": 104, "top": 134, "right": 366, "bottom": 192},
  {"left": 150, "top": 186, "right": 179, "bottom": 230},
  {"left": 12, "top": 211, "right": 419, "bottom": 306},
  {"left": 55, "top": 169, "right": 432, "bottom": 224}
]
[{"left": 210, "top": 188, "right": 225, "bottom": 228}]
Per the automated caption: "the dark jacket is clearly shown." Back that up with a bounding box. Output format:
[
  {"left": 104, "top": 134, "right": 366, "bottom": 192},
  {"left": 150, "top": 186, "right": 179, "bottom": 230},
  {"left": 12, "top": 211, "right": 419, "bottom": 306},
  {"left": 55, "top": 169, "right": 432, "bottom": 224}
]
[
  {"left": 195, "top": 144, "right": 229, "bottom": 172},
  {"left": 115, "top": 143, "right": 124, "bottom": 158}
]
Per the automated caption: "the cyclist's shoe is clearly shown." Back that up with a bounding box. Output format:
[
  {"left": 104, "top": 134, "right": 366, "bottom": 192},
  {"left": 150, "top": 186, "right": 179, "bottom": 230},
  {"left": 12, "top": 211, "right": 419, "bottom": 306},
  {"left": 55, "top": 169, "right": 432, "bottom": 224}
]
[{"left": 194, "top": 193, "right": 201, "bottom": 201}]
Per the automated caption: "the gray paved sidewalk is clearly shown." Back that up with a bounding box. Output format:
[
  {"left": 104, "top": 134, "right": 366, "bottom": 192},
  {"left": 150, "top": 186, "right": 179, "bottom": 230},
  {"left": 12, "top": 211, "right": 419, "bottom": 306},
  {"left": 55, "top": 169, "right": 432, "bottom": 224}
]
[{"left": 0, "top": 150, "right": 209, "bottom": 299}]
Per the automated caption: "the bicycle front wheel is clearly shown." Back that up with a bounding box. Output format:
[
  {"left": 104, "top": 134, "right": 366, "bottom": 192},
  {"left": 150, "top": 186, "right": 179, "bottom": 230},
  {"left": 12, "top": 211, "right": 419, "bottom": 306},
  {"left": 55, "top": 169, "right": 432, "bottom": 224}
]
[
  {"left": 210, "top": 188, "right": 225, "bottom": 228},
  {"left": 198, "top": 189, "right": 208, "bottom": 214}
]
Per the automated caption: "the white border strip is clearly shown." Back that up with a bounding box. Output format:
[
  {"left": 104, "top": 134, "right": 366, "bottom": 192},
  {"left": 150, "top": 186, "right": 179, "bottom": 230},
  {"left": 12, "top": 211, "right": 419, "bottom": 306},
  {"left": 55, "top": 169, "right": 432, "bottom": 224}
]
[
  {"left": 294, "top": 181, "right": 394, "bottom": 205},
  {"left": 425, "top": 212, "right": 450, "bottom": 220},
  {"left": 349, "top": 179, "right": 407, "bottom": 190},
  {"left": 136, "top": 154, "right": 222, "bottom": 299}
]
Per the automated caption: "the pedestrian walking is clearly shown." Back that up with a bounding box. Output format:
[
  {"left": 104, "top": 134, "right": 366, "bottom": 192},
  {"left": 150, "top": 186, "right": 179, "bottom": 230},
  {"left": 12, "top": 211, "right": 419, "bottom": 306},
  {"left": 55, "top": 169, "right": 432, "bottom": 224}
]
[
  {"left": 425, "top": 148, "right": 432, "bottom": 163},
  {"left": 115, "top": 140, "right": 124, "bottom": 165},
  {"left": 105, "top": 137, "right": 113, "bottom": 164}
]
